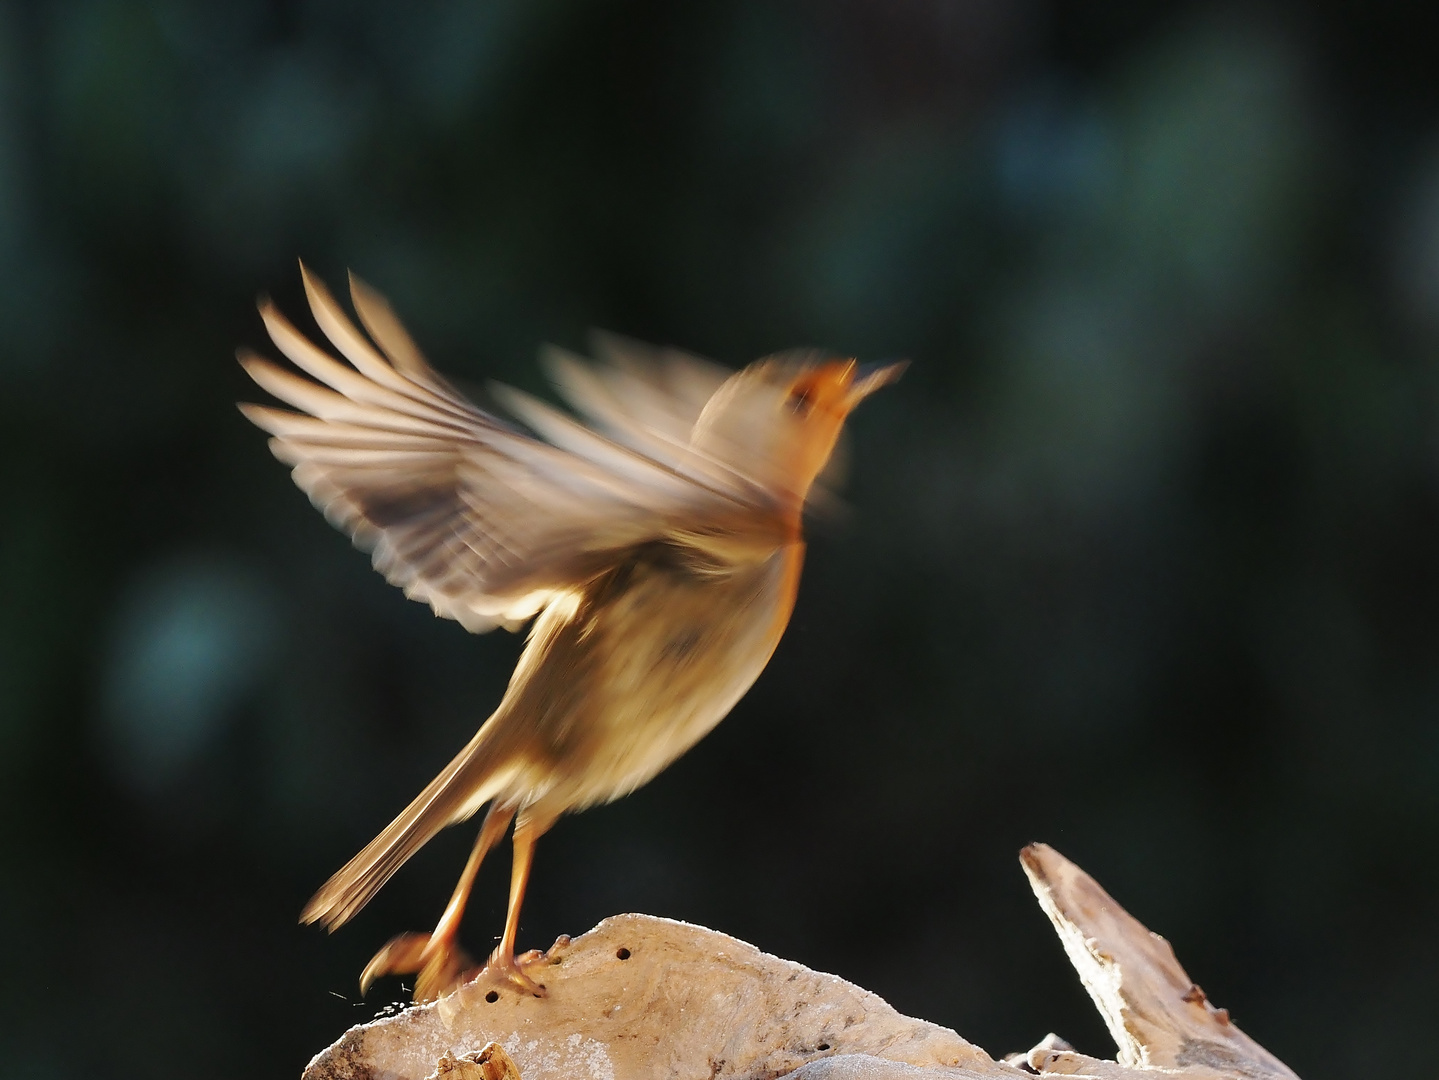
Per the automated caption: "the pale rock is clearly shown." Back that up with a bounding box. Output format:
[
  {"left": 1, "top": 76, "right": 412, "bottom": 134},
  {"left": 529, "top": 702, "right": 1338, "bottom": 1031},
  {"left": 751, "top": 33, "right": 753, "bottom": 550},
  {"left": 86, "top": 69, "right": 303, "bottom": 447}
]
[
  {"left": 303, "top": 914, "right": 1004, "bottom": 1080},
  {"left": 302, "top": 845, "right": 1304, "bottom": 1080}
]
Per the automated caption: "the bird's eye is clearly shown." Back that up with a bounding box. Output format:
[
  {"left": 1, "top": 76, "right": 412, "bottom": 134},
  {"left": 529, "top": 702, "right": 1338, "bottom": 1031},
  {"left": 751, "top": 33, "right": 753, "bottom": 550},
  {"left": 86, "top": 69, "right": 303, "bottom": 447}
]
[{"left": 787, "top": 386, "right": 815, "bottom": 416}]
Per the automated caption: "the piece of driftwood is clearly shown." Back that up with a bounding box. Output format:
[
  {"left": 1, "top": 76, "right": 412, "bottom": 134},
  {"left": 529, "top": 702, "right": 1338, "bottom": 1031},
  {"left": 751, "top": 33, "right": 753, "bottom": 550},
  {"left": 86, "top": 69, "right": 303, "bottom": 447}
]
[
  {"left": 302, "top": 843, "right": 1300, "bottom": 1080},
  {"left": 1018, "top": 845, "right": 1297, "bottom": 1080},
  {"left": 427, "top": 1042, "right": 522, "bottom": 1080}
]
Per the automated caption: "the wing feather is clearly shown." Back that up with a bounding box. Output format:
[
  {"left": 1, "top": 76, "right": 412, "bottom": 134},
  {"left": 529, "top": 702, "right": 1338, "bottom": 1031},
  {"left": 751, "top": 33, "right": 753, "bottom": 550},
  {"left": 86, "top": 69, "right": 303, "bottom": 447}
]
[
  {"left": 347, "top": 270, "right": 437, "bottom": 380},
  {"left": 239, "top": 268, "right": 765, "bottom": 633},
  {"left": 259, "top": 304, "right": 475, "bottom": 430}
]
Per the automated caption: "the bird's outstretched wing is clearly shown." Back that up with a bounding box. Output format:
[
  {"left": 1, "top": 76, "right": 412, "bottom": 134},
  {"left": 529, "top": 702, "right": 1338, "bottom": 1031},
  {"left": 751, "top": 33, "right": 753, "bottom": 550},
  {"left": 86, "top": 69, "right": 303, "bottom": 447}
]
[
  {"left": 239, "top": 265, "right": 773, "bottom": 633},
  {"left": 534, "top": 333, "right": 730, "bottom": 462}
]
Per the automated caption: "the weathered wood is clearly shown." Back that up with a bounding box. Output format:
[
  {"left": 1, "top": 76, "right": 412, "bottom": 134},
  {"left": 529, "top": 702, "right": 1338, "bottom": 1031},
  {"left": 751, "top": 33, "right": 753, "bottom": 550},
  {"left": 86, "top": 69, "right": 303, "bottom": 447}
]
[
  {"left": 1019, "top": 843, "right": 1297, "bottom": 1079},
  {"left": 426, "top": 1042, "right": 522, "bottom": 1080},
  {"left": 301, "top": 845, "right": 1302, "bottom": 1080}
]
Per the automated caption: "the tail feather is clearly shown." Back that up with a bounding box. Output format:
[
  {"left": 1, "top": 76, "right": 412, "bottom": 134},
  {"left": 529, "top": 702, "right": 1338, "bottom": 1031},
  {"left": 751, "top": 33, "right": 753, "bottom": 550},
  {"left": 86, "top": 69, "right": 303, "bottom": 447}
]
[{"left": 301, "top": 722, "right": 518, "bottom": 930}]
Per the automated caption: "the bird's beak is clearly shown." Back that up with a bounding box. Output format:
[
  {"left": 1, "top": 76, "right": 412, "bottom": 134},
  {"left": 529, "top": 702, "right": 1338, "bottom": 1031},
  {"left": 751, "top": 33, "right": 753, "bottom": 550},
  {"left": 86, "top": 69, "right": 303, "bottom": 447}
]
[{"left": 844, "top": 360, "right": 908, "bottom": 409}]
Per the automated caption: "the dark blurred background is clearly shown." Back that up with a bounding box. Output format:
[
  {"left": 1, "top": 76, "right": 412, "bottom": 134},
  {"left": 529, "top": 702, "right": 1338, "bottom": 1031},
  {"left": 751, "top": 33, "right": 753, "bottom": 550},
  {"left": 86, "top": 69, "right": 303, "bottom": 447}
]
[{"left": 3, "top": 0, "right": 1438, "bottom": 1076}]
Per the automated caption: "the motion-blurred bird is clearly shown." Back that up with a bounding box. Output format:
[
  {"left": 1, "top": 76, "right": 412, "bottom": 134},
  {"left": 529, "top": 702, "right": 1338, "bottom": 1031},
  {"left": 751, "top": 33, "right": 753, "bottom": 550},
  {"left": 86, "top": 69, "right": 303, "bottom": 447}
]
[{"left": 239, "top": 265, "right": 903, "bottom": 1001}]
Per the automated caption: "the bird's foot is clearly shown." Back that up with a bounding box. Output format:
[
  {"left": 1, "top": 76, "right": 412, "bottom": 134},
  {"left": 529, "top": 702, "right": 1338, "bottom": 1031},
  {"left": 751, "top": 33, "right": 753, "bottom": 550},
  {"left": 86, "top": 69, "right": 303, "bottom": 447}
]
[
  {"left": 360, "top": 931, "right": 480, "bottom": 1003},
  {"left": 481, "top": 944, "right": 553, "bottom": 998}
]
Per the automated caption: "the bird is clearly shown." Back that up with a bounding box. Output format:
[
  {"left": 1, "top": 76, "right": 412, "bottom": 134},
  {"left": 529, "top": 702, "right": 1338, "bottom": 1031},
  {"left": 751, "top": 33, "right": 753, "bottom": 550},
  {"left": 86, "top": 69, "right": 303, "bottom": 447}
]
[{"left": 238, "top": 264, "right": 904, "bottom": 1002}]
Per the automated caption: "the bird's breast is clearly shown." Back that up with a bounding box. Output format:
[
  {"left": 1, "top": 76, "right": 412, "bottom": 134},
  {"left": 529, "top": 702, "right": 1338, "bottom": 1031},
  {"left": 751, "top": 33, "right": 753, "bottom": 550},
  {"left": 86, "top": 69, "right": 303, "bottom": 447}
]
[{"left": 502, "top": 540, "right": 804, "bottom": 809}]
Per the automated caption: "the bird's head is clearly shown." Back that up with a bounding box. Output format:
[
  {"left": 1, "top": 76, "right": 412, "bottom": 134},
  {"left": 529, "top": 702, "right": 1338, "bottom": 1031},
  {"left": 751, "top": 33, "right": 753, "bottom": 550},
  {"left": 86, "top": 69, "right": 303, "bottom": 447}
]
[{"left": 690, "top": 354, "right": 906, "bottom": 507}]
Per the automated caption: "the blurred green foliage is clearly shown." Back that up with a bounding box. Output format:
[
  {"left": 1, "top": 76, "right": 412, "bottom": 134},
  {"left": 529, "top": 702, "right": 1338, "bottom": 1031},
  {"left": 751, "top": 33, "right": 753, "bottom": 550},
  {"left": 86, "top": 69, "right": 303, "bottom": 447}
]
[{"left": 2, "top": 2, "right": 1438, "bottom": 1077}]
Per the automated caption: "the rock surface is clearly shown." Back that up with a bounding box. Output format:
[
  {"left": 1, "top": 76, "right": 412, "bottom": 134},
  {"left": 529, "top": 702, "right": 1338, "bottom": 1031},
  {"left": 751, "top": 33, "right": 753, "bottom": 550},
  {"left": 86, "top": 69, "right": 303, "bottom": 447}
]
[
  {"left": 304, "top": 914, "right": 1005, "bottom": 1080},
  {"left": 302, "top": 845, "right": 1304, "bottom": 1080}
]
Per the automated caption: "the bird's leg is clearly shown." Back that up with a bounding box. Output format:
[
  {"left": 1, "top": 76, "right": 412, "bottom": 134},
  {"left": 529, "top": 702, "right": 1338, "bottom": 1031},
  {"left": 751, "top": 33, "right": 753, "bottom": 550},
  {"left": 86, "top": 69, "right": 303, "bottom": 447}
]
[
  {"left": 484, "top": 807, "right": 558, "bottom": 996},
  {"left": 361, "top": 802, "right": 515, "bottom": 1002}
]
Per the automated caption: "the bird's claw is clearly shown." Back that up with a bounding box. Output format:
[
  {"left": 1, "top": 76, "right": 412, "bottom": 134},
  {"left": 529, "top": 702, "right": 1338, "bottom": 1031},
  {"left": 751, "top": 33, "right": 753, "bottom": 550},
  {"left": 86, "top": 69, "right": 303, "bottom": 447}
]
[
  {"left": 481, "top": 945, "right": 550, "bottom": 997},
  {"left": 360, "top": 931, "right": 479, "bottom": 1002}
]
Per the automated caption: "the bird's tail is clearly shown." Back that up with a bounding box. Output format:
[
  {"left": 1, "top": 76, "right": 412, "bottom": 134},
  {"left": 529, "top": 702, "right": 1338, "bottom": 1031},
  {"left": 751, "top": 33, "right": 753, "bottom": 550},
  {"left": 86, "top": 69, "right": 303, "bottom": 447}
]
[{"left": 300, "top": 719, "right": 520, "bottom": 930}]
